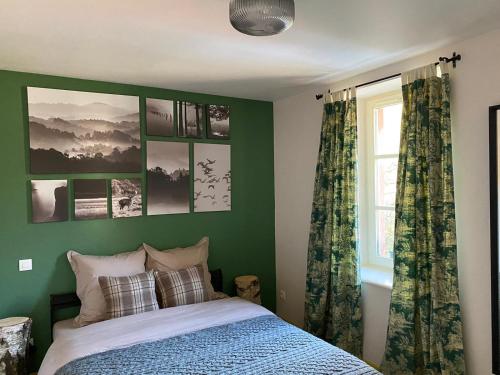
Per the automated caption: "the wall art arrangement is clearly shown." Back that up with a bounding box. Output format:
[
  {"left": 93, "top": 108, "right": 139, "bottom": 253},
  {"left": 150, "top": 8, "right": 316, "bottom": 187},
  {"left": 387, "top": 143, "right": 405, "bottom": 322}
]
[
  {"left": 146, "top": 98, "right": 174, "bottom": 137},
  {"left": 31, "top": 180, "right": 68, "bottom": 223},
  {"left": 27, "top": 87, "right": 141, "bottom": 173},
  {"left": 194, "top": 144, "right": 231, "bottom": 212},
  {"left": 26, "top": 86, "right": 232, "bottom": 223},
  {"left": 112, "top": 179, "right": 142, "bottom": 218},
  {"left": 74, "top": 179, "right": 108, "bottom": 220},
  {"left": 147, "top": 141, "right": 190, "bottom": 215}
]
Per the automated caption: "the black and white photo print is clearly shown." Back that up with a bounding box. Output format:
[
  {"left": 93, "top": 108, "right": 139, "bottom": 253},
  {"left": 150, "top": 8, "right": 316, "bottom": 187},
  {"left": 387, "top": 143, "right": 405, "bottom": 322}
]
[
  {"left": 147, "top": 141, "right": 189, "bottom": 215},
  {"left": 194, "top": 143, "right": 231, "bottom": 212},
  {"left": 177, "top": 101, "right": 204, "bottom": 138},
  {"left": 31, "top": 180, "right": 68, "bottom": 223},
  {"left": 27, "top": 87, "right": 141, "bottom": 173},
  {"left": 74, "top": 179, "right": 108, "bottom": 220},
  {"left": 111, "top": 179, "right": 142, "bottom": 218},
  {"left": 146, "top": 98, "right": 175, "bottom": 136},
  {"left": 207, "top": 105, "right": 230, "bottom": 139}
]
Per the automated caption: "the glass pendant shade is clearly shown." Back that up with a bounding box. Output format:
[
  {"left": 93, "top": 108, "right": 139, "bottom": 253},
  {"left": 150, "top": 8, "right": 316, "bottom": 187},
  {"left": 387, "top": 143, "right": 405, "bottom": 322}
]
[{"left": 229, "top": 0, "right": 295, "bottom": 36}]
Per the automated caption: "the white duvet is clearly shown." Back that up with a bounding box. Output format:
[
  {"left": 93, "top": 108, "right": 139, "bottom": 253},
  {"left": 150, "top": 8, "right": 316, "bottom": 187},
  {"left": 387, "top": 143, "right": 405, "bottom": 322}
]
[{"left": 39, "top": 297, "right": 273, "bottom": 375}]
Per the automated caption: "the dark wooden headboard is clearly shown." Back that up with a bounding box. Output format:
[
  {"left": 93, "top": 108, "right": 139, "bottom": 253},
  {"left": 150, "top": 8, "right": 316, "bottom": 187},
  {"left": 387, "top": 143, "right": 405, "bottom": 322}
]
[{"left": 50, "top": 268, "right": 223, "bottom": 339}]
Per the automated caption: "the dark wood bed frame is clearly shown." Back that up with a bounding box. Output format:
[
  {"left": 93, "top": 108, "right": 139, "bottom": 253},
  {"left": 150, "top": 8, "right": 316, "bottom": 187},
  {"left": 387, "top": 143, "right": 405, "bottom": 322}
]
[{"left": 49, "top": 269, "right": 223, "bottom": 341}]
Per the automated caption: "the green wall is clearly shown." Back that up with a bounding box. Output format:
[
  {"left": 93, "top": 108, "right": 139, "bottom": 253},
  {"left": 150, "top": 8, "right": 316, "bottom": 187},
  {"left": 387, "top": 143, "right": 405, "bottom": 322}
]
[{"left": 0, "top": 70, "right": 275, "bottom": 368}]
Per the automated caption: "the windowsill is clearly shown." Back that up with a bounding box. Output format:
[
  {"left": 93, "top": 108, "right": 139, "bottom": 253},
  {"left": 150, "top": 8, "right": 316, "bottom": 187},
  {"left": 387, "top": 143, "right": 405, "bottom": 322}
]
[{"left": 361, "top": 265, "right": 393, "bottom": 289}]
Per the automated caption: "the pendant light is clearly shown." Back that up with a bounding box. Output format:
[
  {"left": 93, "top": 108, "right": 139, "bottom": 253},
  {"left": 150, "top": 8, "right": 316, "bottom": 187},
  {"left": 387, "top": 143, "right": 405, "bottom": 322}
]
[{"left": 229, "top": 0, "right": 295, "bottom": 36}]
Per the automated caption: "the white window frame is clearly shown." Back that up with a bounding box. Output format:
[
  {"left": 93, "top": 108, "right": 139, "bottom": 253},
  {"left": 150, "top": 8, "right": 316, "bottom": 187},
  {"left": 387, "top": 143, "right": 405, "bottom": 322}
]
[{"left": 359, "top": 90, "right": 402, "bottom": 271}]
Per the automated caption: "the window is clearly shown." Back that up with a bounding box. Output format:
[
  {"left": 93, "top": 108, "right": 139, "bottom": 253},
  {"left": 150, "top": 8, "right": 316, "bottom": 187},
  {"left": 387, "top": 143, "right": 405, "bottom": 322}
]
[{"left": 359, "top": 89, "right": 402, "bottom": 271}]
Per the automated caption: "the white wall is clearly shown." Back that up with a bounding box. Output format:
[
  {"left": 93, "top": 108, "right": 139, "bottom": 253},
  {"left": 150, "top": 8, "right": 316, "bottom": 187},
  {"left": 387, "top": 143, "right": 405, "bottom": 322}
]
[{"left": 274, "top": 28, "right": 500, "bottom": 374}]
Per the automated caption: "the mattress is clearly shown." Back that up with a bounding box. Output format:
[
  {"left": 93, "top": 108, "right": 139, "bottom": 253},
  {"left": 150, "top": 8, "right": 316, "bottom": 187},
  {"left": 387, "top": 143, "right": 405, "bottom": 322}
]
[{"left": 52, "top": 319, "right": 78, "bottom": 341}]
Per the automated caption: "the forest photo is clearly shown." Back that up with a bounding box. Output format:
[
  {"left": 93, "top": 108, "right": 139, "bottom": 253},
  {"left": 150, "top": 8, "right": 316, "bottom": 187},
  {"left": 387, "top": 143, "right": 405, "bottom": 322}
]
[
  {"left": 112, "top": 179, "right": 142, "bottom": 218},
  {"left": 177, "top": 101, "right": 204, "bottom": 138},
  {"left": 147, "top": 141, "right": 189, "bottom": 215},
  {"left": 146, "top": 98, "right": 174, "bottom": 136},
  {"left": 28, "top": 87, "right": 141, "bottom": 173},
  {"left": 207, "top": 105, "right": 230, "bottom": 139}
]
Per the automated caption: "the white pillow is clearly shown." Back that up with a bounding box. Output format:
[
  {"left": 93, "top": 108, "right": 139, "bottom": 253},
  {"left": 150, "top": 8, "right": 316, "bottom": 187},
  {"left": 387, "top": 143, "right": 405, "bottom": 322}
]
[
  {"left": 140, "top": 237, "right": 215, "bottom": 299},
  {"left": 67, "top": 249, "right": 146, "bottom": 327}
]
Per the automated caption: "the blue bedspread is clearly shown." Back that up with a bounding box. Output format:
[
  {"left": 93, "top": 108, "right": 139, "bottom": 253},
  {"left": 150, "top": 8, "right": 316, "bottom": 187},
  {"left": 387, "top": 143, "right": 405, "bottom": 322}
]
[{"left": 56, "top": 315, "right": 380, "bottom": 374}]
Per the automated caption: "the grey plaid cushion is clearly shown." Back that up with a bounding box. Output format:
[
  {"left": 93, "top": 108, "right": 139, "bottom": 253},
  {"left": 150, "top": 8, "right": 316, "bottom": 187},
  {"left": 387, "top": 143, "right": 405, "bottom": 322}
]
[
  {"left": 98, "top": 271, "right": 159, "bottom": 319},
  {"left": 154, "top": 264, "right": 208, "bottom": 308}
]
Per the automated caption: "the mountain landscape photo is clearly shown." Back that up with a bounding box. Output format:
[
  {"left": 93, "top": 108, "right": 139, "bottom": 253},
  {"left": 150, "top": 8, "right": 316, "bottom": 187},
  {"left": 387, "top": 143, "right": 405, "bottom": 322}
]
[{"left": 27, "top": 87, "right": 141, "bottom": 173}]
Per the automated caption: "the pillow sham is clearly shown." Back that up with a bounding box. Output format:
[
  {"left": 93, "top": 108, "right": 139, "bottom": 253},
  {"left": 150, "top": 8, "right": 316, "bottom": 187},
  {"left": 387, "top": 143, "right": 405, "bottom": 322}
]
[
  {"left": 67, "top": 249, "right": 146, "bottom": 327},
  {"left": 154, "top": 265, "right": 209, "bottom": 308},
  {"left": 140, "top": 237, "right": 215, "bottom": 299},
  {"left": 98, "top": 271, "right": 159, "bottom": 319}
]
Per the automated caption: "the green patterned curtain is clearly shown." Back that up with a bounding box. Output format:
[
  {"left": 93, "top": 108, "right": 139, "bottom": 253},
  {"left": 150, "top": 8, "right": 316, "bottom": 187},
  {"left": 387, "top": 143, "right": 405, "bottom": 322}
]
[
  {"left": 304, "top": 89, "right": 362, "bottom": 357},
  {"left": 382, "top": 63, "right": 465, "bottom": 374}
]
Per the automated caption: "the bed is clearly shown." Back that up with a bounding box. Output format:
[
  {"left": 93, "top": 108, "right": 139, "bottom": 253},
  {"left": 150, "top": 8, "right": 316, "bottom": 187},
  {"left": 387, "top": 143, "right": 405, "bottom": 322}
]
[{"left": 40, "top": 271, "right": 379, "bottom": 375}]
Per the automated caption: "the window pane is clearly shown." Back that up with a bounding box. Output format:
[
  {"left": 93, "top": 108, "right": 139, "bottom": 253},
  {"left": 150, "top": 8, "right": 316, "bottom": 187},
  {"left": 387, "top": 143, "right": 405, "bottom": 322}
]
[
  {"left": 376, "top": 209, "right": 395, "bottom": 259},
  {"left": 375, "top": 103, "right": 402, "bottom": 155},
  {"left": 375, "top": 158, "right": 398, "bottom": 207}
]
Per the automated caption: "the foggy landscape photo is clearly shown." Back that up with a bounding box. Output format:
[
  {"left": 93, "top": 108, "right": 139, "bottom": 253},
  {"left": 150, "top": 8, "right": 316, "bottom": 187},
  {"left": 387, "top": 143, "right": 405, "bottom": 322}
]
[
  {"left": 28, "top": 87, "right": 141, "bottom": 173},
  {"left": 74, "top": 179, "right": 108, "bottom": 220},
  {"left": 177, "top": 101, "right": 204, "bottom": 138},
  {"left": 194, "top": 143, "right": 231, "bottom": 212},
  {"left": 147, "top": 141, "right": 189, "bottom": 215},
  {"left": 146, "top": 98, "right": 175, "bottom": 136},
  {"left": 207, "top": 105, "right": 230, "bottom": 139},
  {"left": 112, "top": 179, "right": 142, "bottom": 218},
  {"left": 31, "top": 180, "right": 68, "bottom": 223}
]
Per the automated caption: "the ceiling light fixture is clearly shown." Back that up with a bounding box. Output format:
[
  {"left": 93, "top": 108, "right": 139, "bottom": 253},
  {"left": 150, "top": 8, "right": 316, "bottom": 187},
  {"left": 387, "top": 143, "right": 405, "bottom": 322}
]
[{"left": 229, "top": 0, "right": 295, "bottom": 37}]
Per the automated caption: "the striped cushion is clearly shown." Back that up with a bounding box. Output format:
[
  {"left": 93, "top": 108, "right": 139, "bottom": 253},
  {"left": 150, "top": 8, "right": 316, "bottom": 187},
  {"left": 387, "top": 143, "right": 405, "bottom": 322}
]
[
  {"left": 98, "top": 271, "right": 159, "bottom": 319},
  {"left": 154, "top": 264, "right": 208, "bottom": 308}
]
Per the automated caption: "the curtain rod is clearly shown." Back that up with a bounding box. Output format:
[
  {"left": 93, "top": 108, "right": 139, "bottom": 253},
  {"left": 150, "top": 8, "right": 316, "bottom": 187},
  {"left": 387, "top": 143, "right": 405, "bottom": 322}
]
[{"left": 315, "top": 52, "right": 461, "bottom": 100}]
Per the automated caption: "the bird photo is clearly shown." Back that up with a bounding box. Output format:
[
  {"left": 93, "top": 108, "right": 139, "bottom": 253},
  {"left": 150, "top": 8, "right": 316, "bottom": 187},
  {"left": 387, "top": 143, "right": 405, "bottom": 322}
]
[{"left": 194, "top": 143, "right": 231, "bottom": 212}]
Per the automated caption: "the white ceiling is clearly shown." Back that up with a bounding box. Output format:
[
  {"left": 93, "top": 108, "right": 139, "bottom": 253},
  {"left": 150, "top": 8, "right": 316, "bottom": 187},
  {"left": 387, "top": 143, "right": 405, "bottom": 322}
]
[{"left": 1, "top": 0, "right": 500, "bottom": 101}]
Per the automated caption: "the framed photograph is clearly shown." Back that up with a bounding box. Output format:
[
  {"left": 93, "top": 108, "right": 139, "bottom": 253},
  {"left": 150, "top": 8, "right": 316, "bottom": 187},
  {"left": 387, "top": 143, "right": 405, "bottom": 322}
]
[
  {"left": 74, "top": 179, "right": 108, "bottom": 220},
  {"left": 31, "top": 180, "right": 68, "bottom": 223},
  {"left": 177, "top": 102, "right": 204, "bottom": 138},
  {"left": 489, "top": 104, "right": 500, "bottom": 374},
  {"left": 194, "top": 143, "right": 231, "bottom": 212},
  {"left": 207, "top": 105, "right": 230, "bottom": 139},
  {"left": 146, "top": 98, "right": 175, "bottom": 136},
  {"left": 111, "top": 179, "right": 142, "bottom": 218},
  {"left": 27, "top": 87, "right": 141, "bottom": 173},
  {"left": 147, "top": 141, "right": 189, "bottom": 215}
]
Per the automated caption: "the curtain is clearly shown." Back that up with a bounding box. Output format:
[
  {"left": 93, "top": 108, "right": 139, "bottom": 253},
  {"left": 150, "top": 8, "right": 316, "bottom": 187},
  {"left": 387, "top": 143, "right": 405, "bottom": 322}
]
[
  {"left": 382, "top": 63, "right": 465, "bottom": 374},
  {"left": 304, "top": 89, "right": 362, "bottom": 357}
]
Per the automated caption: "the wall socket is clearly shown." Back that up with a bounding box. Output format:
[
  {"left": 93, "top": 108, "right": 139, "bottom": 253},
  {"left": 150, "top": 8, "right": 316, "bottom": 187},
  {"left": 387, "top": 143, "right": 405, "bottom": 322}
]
[
  {"left": 279, "top": 289, "right": 287, "bottom": 301},
  {"left": 19, "top": 259, "right": 32, "bottom": 271}
]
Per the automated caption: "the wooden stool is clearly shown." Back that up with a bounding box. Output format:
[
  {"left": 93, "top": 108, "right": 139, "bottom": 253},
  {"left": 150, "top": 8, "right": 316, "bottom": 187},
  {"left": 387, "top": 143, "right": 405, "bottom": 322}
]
[
  {"left": 0, "top": 317, "right": 32, "bottom": 375},
  {"left": 235, "top": 275, "right": 261, "bottom": 305}
]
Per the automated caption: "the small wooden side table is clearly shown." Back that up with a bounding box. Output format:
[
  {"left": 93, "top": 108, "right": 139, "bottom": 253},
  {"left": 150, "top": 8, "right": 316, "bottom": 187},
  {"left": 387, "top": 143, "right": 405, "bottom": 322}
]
[
  {"left": 0, "top": 317, "right": 32, "bottom": 375},
  {"left": 235, "top": 275, "right": 261, "bottom": 305}
]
